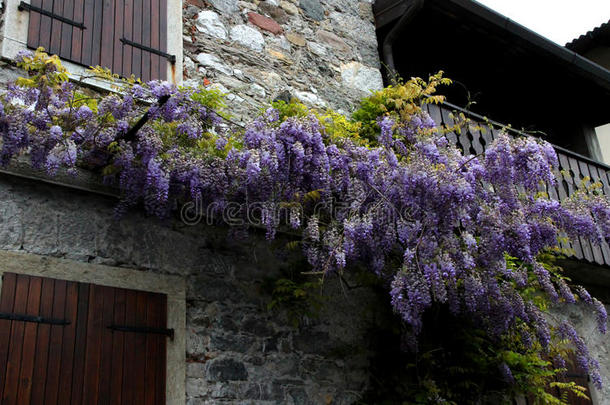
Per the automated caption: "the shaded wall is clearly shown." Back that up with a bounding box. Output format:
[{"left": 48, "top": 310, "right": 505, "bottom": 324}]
[{"left": 0, "top": 173, "right": 392, "bottom": 404}]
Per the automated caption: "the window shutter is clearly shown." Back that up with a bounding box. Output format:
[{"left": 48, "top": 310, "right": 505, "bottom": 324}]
[
  {"left": 70, "top": 0, "right": 85, "bottom": 62},
  {"left": 0, "top": 272, "right": 168, "bottom": 405},
  {"left": 120, "top": 0, "right": 169, "bottom": 81},
  {"left": 22, "top": 0, "right": 170, "bottom": 80},
  {"left": 25, "top": 0, "right": 42, "bottom": 50}
]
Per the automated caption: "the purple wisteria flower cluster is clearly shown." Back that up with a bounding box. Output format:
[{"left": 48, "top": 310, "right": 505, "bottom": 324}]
[{"left": 2, "top": 49, "right": 609, "bottom": 389}]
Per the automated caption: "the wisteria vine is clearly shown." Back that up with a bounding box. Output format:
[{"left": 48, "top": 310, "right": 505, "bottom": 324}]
[{"left": 2, "top": 49, "right": 609, "bottom": 394}]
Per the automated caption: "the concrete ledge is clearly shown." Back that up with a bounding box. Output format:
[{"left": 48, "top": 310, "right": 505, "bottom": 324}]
[{"left": 0, "top": 157, "right": 118, "bottom": 198}]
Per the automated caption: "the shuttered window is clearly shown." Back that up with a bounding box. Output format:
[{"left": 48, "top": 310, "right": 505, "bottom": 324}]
[
  {"left": 22, "top": 0, "right": 170, "bottom": 81},
  {"left": 0, "top": 272, "right": 168, "bottom": 405}
]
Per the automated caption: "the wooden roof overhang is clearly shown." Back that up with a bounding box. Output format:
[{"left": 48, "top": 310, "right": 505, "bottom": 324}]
[{"left": 374, "top": 0, "right": 610, "bottom": 153}]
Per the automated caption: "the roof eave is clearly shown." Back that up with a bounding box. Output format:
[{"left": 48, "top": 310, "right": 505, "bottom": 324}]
[{"left": 375, "top": 0, "right": 610, "bottom": 93}]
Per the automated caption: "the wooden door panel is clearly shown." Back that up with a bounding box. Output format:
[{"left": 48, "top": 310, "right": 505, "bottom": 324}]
[
  {"left": 15, "top": 275, "right": 42, "bottom": 404},
  {"left": 2, "top": 274, "right": 31, "bottom": 405},
  {"left": 70, "top": 282, "right": 91, "bottom": 405},
  {"left": 29, "top": 276, "right": 55, "bottom": 405},
  {"left": 0, "top": 272, "right": 168, "bottom": 405},
  {"left": 0, "top": 272, "right": 17, "bottom": 401}
]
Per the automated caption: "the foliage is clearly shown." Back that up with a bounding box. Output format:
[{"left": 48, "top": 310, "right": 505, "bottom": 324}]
[
  {"left": 359, "top": 254, "right": 592, "bottom": 405},
  {"left": 2, "top": 49, "right": 610, "bottom": 403},
  {"left": 270, "top": 98, "right": 366, "bottom": 146},
  {"left": 352, "top": 72, "right": 451, "bottom": 143},
  {"left": 269, "top": 98, "right": 310, "bottom": 120},
  {"left": 266, "top": 276, "right": 324, "bottom": 327},
  {"left": 15, "top": 48, "right": 69, "bottom": 87}
]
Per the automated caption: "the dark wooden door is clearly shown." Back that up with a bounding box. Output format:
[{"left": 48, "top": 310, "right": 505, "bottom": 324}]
[{"left": 0, "top": 272, "right": 167, "bottom": 405}]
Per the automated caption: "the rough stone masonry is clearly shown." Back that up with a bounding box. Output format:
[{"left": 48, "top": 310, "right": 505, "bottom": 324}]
[{"left": 182, "top": 0, "right": 384, "bottom": 121}]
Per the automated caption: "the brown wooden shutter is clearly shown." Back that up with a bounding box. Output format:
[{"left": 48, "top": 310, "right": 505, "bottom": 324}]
[
  {"left": 119, "top": 0, "right": 170, "bottom": 81},
  {"left": 0, "top": 272, "right": 168, "bottom": 405},
  {"left": 23, "top": 0, "right": 169, "bottom": 80}
]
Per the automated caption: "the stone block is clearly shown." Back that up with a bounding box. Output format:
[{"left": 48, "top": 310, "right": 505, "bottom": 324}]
[
  {"left": 95, "top": 216, "right": 138, "bottom": 266},
  {"left": 187, "top": 361, "right": 207, "bottom": 377},
  {"left": 294, "top": 90, "right": 322, "bottom": 106},
  {"left": 263, "top": 354, "right": 299, "bottom": 377},
  {"left": 196, "top": 10, "right": 228, "bottom": 40},
  {"left": 187, "top": 328, "right": 209, "bottom": 357},
  {"left": 242, "top": 355, "right": 264, "bottom": 368},
  {"left": 266, "top": 48, "right": 290, "bottom": 62},
  {"left": 259, "top": 70, "right": 285, "bottom": 89},
  {"left": 333, "top": 390, "right": 361, "bottom": 405},
  {"left": 358, "top": 1, "right": 374, "bottom": 21},
  {"left": 329, "top": 11, "right": 376, "bottom": 46},
  {"left": 307, "top": 42, "right": 326, "bottom": 56},
  {"left": 239, "top": 1, "right": 258, "bottom": 11},
  {"left": 209, "top": 0, "right": 239, "bottom": 13},
  {"left": 242, "top": 382, "right": 278, "bottom": 401},
  {"left": 270, "top": 378, "right": 304, "bottom": 401},
  {"left": 279, "top": 0, "right": 298, "bottom": 15},
  {"left": 315, "top": 30, "right": 350, "bottom": 53},
  {"left": 186, "top": 377, "right": 208, "bottom": 398},
  {"left": 340, "top": 61, "right": 383, "bottom": 93},
  {"left": 129, "top": 221, "right": 203, "bottom": 275},
  {"left": 285, "top": 32, "right": 306, "bottom": 46},
  {"left": 54, "top": 200, "right": 100, "bottom": 259},
  {"left": 207, "top": 358, "right": 249, "bottom": 381},
  {"left": 248, "top": 83, "right": 267, "bottom": 98},
  {"left": 230, "top": 25, "right": 266, "bottom": 52},
  {"left": 184, "top": 0, "right": 205, "bottom": 7},
  {"left": 258, "top": 2, "right": 290, "bottom": 24},
  {"left": 196, "top": 53, "right": 234, "bottom": 75},
  {"left": 299, "top": 0, "right": 324, "bottom": 21},
  {"left": 209, "top": 333, "right": 256, "bottom": 353},
  {"left": 248, "top": 12, "right": 283, "bottom": 35}
]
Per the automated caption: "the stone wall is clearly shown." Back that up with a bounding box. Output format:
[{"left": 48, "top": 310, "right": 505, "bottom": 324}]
[
  {"left": 182, "top": 0, "right": 384, "bottom": 121},
  {"left": 0, "top": 173, "right": 391, "bottom": 404}
]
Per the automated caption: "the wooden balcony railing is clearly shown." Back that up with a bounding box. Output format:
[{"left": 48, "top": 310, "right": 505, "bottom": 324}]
[{"left": 423, "top": 101, "right": 610, "bottom": 267}]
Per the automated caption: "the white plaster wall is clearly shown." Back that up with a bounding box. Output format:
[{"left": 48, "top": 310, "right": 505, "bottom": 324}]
[{"left": 595, "top": 124, "right": 610, "bottom": 165}]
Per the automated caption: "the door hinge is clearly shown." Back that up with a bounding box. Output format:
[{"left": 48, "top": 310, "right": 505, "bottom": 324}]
[
  {"left": 0, "top": 312, "right": 70, "bottom": 325},
  {"left": 18, "top": 2, "right": 86, "bottom": 29},
  {"left": 120, "top": 38, "right": 176, "bottom": 63},
  {"left": 108, "top": 324, "right": 174, "bottom": 339}
]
